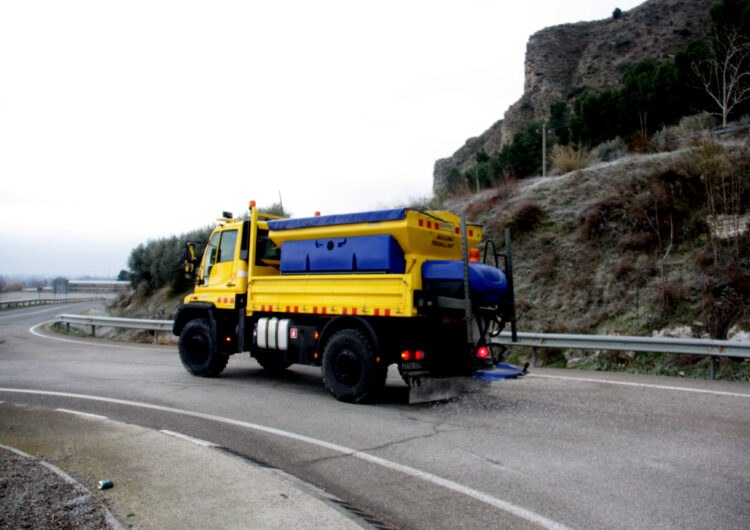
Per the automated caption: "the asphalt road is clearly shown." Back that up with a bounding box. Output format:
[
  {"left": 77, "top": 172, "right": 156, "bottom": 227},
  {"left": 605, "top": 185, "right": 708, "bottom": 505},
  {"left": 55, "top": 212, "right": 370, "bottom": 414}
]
[{"left": 1, "top": 301, "right": 749, "bottom": 529}]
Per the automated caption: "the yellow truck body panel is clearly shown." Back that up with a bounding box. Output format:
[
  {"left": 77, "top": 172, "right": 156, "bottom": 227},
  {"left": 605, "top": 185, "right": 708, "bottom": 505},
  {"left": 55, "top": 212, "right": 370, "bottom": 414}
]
[{"left": 268, "top": 209, "right": 481, "bottom": 262}]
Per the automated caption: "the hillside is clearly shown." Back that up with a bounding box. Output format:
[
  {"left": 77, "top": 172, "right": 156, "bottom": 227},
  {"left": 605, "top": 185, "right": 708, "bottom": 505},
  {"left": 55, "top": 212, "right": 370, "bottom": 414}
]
[
  {"left": 443, "top": 128, "right": 749, "bottom": 377},
  {"left": 434, "top": 0, "right": 715, "bottom": 195}
]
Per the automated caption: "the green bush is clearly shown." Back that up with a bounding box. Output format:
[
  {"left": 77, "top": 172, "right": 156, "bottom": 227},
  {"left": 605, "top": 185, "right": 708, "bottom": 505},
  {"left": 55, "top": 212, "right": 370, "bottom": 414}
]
[
  {"left": 593, "top": 137, "right": 628, "bottom": 162},
  {"left": 128, "top": 225, "right": 214, "bottom": 295}
]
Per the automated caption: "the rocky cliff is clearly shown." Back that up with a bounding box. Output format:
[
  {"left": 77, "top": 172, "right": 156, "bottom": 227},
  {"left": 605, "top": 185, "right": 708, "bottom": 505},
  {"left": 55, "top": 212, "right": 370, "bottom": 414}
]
[{"left": 433, "top": 0, "right": 714, "bottom": 196}]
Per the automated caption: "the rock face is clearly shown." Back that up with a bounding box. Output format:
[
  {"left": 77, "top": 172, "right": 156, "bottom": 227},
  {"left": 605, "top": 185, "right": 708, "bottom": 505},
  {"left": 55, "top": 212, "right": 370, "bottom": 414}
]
[{"left": 433, "top": 0, "right": 714, "bottom": 197}]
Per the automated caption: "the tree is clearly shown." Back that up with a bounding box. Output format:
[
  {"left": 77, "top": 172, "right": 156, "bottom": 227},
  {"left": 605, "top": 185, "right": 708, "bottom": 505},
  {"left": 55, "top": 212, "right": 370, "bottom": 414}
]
[
  {"left": 258, "top": 201, "right": 290, "bottom": 217},
  {"left": 689, "top": 0, "right": 750, "bottom": 126},
  {"left": 496, "top": 123, "right": 545, "bottom": 178},
  {"left": 613, "top": 7, "right": 623, "bottom": 20},
  {"left": 549, "top": 101, "right": 571, "bottom": 145},
  {"left": 475, "top": 149, "right": 490, "bottom": 163}
]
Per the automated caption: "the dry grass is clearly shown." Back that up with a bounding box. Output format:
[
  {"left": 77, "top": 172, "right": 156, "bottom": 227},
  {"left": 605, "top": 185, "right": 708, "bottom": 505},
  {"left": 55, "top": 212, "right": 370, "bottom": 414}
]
[
  {"left": 465, "top": 179, "right": 518, "bottom": 218},
  {"left": 551, "top": 144, "right": 594, "bottom": 173}
]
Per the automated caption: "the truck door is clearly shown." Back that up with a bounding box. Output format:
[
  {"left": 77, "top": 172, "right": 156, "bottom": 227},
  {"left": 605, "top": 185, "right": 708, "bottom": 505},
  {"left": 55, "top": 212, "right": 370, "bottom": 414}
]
[{"left": 204, "top": 228, "right": 238, "bottom": 288}]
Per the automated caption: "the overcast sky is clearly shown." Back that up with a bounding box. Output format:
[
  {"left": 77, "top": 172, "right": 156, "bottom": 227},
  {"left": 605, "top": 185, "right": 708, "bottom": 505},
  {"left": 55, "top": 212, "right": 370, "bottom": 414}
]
[{"left": 0, "top": 0, "right": 643, "bottom": 278}]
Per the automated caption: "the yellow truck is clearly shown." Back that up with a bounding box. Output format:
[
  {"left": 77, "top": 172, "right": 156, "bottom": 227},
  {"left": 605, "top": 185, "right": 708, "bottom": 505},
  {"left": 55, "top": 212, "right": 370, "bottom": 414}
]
[{"left": 173, "top": 203, "right": 517, "bottom": 403}]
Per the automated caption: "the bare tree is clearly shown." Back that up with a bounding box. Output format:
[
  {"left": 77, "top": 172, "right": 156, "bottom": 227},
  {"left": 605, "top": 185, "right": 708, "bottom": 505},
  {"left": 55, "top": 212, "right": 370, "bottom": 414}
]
[{"left": 692, "top": 26, "right": 750, "bottom": 127}]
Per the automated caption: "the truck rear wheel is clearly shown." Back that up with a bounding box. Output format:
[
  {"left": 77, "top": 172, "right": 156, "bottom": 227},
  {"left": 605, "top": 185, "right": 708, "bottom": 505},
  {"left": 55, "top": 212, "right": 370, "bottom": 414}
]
[
  {"left": 321, "top": 329, "right": 385, "bottom": 403},
  {"left": 178, "top": 318, "right": 228, "bottom": 377}
]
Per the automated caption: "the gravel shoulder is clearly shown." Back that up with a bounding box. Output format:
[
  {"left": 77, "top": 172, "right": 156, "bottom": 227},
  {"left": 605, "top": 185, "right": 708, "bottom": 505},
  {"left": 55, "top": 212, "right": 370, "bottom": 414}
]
[{"left": 1, "top": 446, "right": 115, "bottom": 529}]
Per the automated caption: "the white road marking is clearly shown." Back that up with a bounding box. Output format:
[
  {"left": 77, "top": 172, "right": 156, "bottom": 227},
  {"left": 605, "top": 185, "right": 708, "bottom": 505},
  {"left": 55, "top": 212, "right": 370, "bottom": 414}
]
[
  {"left": 27, "top": 321, "right": 155, "bottom": 351},
  {"left": 160, "top": 429, "right": 216, "bottom": 448},
  {"left": 528, "top": 373, "right": 750, "bottom": 399},
  {"left": 56, "top": 408, "right": 108, "bottom": 420},
  {"left": 0, "top": 387, "right": 570, "bottom": 530}
]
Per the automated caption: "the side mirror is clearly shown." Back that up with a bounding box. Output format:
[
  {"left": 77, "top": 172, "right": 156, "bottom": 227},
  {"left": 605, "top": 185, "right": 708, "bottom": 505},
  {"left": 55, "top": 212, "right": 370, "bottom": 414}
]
[{"left": 183, "top": 242, "right": 197, "bottom": 278}]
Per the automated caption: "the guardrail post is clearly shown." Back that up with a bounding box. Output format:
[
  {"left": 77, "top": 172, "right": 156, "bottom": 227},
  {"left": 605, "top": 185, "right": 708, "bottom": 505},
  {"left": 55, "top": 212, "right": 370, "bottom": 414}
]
[
  {"left": 91, "top": 325, "right": 96, "bottom": 337},
  {"left": 66, "top": 323, "right": 70, "bottom": 333},
  {"left": 710, "top": 356, "right": 718, "bottom": 380},
  {"left": 532, "top": 347, "right": 537, "bottom": 367},
  {"left": 154, "top": 330, "right": 159, "bottom": 344}
]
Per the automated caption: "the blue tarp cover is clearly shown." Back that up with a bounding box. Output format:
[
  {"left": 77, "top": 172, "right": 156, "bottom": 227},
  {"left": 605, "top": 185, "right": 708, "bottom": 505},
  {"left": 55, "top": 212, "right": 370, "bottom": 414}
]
[
  {"left": 475, "top": 363, "right": 527, "bottom": 381},
  {"left": 267, "top": 208, "right": 407, "bottom": 231},
  {"left": 422, "top": 260, "right": 508, "bottom": 300}
]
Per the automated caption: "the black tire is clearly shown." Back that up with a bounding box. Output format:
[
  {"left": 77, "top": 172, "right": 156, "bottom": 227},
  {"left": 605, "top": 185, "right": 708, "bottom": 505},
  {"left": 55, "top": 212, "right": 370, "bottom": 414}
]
[
  {"left": 321, "top": 329, "right": 385, "bottom": 403},
  {"left": 178, "top": 318, "right": 228, "bottom": 377},
  {"left": 256, "top": 357, "right": 293, "bottom": 372}
]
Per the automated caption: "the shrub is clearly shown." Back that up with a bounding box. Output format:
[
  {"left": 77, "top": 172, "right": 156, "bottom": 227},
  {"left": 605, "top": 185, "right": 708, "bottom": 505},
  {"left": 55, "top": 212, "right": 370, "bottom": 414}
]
[
  {"left": 593, "top": 137, "right": 628, "bottom": 162},
  {"left": 507, "top": 200, "right": 543, "bottom": 233},
  {"left": 678, "top": 112, "right": 715, "bottom": 133},
  {"left": 494, "top": 178, "right": 519, "bottom": 200},
  {"left": 650, "top": 126, "right": 682, "bottom": 152},
  {"left": 551, "top": 144, "right": 593, "bottom": 173},
  {"left": 577, "top": 196, "right": 626, "bottom": 241},
  {"left": 662, "top": 280, "right": 685, "bottom": 314},
  {"left": 634, "top": 254, "right": 658, "bottom": 278},
  {"left": 613, "top": 259, "right": 634, "bottom": 279},
  {"left": 466, "top": 196, "right": 495, "bottom": 218},
  {"left": 629, "top": 132, "right": 652, "bottom": 153},
  {"left": 620, "top": 231, "right": 657, "bottom": 251},
  {"left": 531, "top": 251, "right": 558, "bottom": 283},
  {"left": 695, "top": 250, "right": 714, "bottom": 269},
  {"left": 703, "top": 264, "right": 749, "bottom": 339}
]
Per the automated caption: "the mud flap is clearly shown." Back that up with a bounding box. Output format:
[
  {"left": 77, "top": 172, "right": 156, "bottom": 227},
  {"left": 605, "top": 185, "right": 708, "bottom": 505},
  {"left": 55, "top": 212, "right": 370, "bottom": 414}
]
[{"left": 408, "top": 376, "right": 490, "bottom": 404}]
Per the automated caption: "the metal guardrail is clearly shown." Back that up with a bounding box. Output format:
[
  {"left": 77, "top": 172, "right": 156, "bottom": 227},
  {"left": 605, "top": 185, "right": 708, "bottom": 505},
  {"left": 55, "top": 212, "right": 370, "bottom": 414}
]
[
  {"left": 491, "top": 331, "right": 750, "bottom": 379},
  {"left": 54, "top": 314, "right": 173, "bottom": 344},
  {"left": 50, "top": 314, "right": 750, "bottom": 377},
  {"left": 0, "top": 298, "right": 105, "bottom": 309},
  {"left": 711, "top": 122, "right": 750, "bottom": 137}
]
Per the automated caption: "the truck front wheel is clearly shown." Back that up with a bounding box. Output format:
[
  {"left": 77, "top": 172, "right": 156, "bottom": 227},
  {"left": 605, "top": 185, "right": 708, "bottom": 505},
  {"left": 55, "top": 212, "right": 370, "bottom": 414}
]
[
  {"left": 321, "top": 329, "right": 385, "bottom": 403},
  {"left": 178, "top": 319, "right": 228, "bottom": 377}
]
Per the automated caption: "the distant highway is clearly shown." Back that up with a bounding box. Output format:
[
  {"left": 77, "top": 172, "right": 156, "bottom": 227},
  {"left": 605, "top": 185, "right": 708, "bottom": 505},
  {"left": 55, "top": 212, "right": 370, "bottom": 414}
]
[
  {"left": 0, "top": 291, "right": 118, "bottom": 303},
  {"left": 1, "top": 300, "right": 749, "bottom": 529}
]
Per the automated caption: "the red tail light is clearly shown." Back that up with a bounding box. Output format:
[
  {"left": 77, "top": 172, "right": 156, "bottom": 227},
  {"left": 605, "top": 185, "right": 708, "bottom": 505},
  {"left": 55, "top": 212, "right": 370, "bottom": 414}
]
[
  {"left": 401, "top": 350, "right": 426, "bottom": 361},
  {"left": 476, "top": 346, "right": 490, "bottom": 359}
]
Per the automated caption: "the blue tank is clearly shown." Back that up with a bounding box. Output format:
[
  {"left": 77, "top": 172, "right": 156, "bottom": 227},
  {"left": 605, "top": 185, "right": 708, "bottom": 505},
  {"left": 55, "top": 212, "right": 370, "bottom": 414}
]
[{"left": 421, "top": 260, "right": 508, "bottom": 303}]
